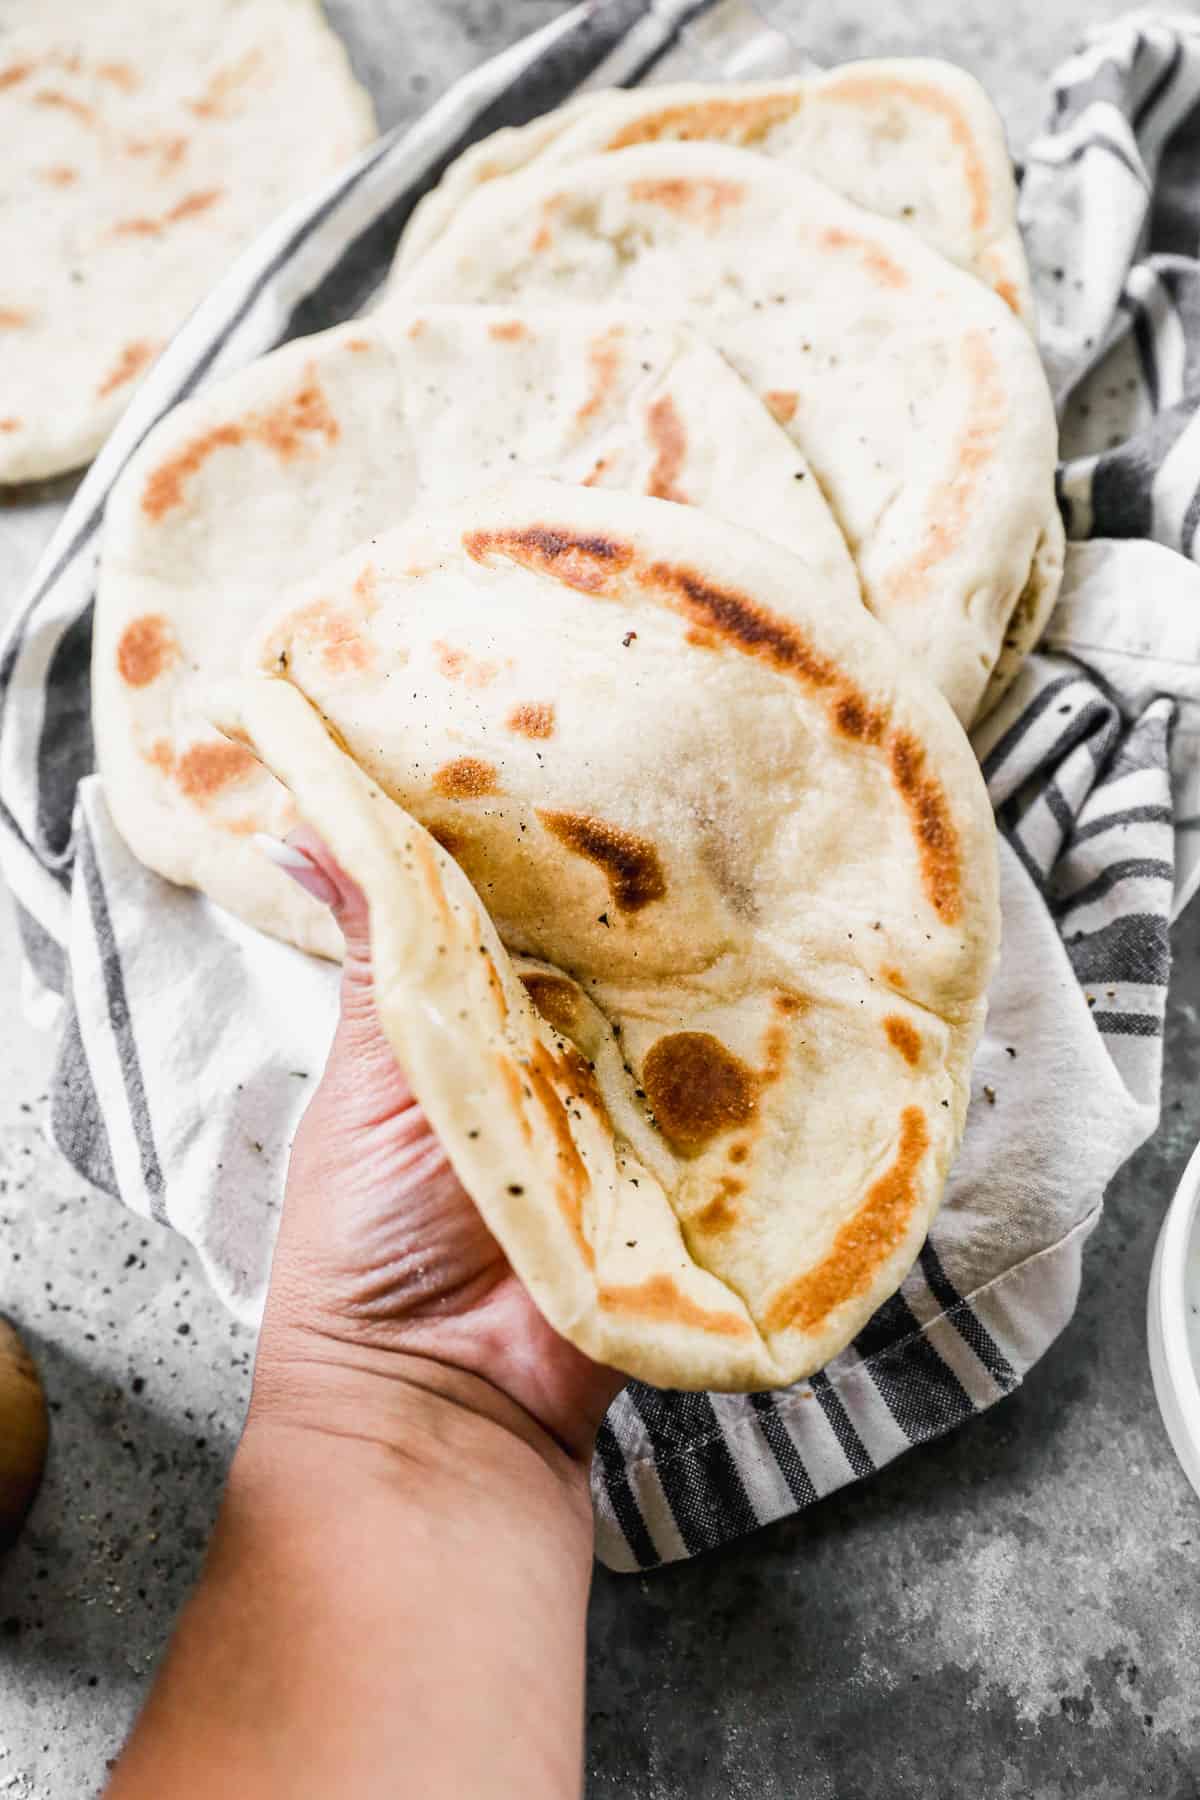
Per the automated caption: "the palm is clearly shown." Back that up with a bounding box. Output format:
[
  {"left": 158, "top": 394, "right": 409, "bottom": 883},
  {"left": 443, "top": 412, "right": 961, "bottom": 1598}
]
[{"left": 274, "top": 916, "right": 623, "bottom": 1456}]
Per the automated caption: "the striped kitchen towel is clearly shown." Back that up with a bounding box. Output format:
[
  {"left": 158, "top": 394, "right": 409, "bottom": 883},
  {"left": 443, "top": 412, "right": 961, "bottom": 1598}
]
[{"left": 3, "top": 0, "right": 1200, "bottom": 1570}]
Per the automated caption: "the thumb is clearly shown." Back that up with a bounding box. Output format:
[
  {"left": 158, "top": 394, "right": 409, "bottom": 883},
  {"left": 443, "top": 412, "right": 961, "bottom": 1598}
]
[{"left": 260, "top": 826, "right": 418, "bottom": 1120}]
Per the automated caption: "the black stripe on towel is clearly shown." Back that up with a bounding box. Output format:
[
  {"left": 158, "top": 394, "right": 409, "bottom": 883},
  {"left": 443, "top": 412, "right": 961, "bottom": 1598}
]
[
  {"left": 855, "top": 1293, "right": 975, "bottom": 1442},
  {"left": 76, "top": 819, "right": 166, "bottom": 1222},
  {"left": 593, "top": 1418, "right": 661, "bottom": 1570},
  {"left": 35, "top": 605, "right": 96, "bottom": 863},
  {"left": 627, "top": 1384, "right": 759, "bottom": 1553},
  {"left": 49, "top": 995, "right": 119, "bottom": 1200},
  {"left": 808, "top": 1372, "right": 874, "bottom": 1479},
  {"left": 14, "top": 900, "right": 66, "bottom": 998},
  {"left": 918, "top": 1241, "right": 1017, "bottom": 1391},
  {"left": 749, "top": 1392, "right": 818, "bottom": 1505}
]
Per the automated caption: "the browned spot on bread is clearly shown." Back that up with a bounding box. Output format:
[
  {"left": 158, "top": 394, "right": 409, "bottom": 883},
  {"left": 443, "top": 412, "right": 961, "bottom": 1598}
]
[
  {"left": 483, "top": 954, "right": 508, "bottom": 1024},
  {"left": 412, "top": 834, "right": 456, "bottom": 945},
  {"left": 582, "top": 455, "right": 612, "bottom": 487},
  {"left": 765, "top": 1106, "right": 930, "bottom": 1333},
  {"left": 407, "top": 318, "right": 426, "bottom": 339},
  {"left": 599, "top": 1273, "right": 752, "bottom": 1338},
  {"left": 728, "top": 1141, "right": 749, "bottom": 1165},
  {"left": 526, "top": 1042, "right": 593, "bottom": 1267},
  {"left": 0, "top": 62, "right": 32, "bottom": 92},
  {"left": 889, "top": 332, "right": 1006, "bottom": 606},
  {"left": 889, "top": 731, "right": 961, "bottom": 925},
  {"left": 629, "top": 176, "right": 744, "bottom": 225},
  {"left": 96, "top": 340, "right": 156, "bottom": 398},
  {"left": 882, "top": 965, "right": 906, "bottom": 990},
  {"left": 831, "top": 689, "right": 886, "bottom": 744},
  {"left": 431, "top": 640, "right": 503, "bottom": 689},
  {"left": 488, "top": 319, "right": 528, "bottom": 342},
  {"left": 114, "top": 187, "right": 224, "bottom": 236},
  {"left": 760, "top": 1022, "right": 790, "bottom": 1084},
  {"left": 427, "top": 824, "right": 461, "bottom": 857},
  {"left": 506, "top": 701, "right": 555, "bottom": 740},
  {"left": 993, "top": 276, "right": 1020, "bottom": 315},
  {"left": 117, "top": 615, "right": 178, "bottom": 687},
  {"left": 774, "top": 991, "right": 809, "bottom": 1016},
  {"left": 254, "top": 378, "right": 338, "bottom": 460},
  {"left": 464, "top": 524, "right": 633, "bottom": 596},
  {"left": 497, "top": 1056, "right": 533, "bottom": 1146},
  {"left": 685, "top": 626, "right": 718, "bottom": 650},
  {"left": 33, "top": 89, "right": 93, "bottom": 124},
  {"left": 694, "top": 1177, "right": 744, "bottom": 1235},
  {"left": 521, "top": 973, "right": 580, "bottom": 1039},
  {"left": 577, "top": 327, "right": 624, "bottom": 428},
  {"left": 0, "top": 306, "right": 29, "bottom": 329},
  {"left": 125, "top": 132, "right": 188, "bottom": 169},
  {"left": 170, "top": 187, "right": 223, "bottom": 223},
  {"left": 645, "top": 394, "right": 689, "bottom": 503},
  {"left": 884, "top": 1015, "right": 922, "bottom": 1066},
  {"left": 188, "top": 49, "right": 264, "bottom": 119},
  {"left": 176, "top": 740, "right": 256, "bottom": 801},
  {"left": 822, "top": 72, "right": 991, "bottom": 233},
  {"left": 0, "top": 417, "right": 18, "bottom": 433},
  {"left": 352, "top": 563, "right": 378, "bottom": 612},
  {"left": 642, "top": 560, "right": 838, "bottom": 688},
  {"left": 97, "top": 61, "right": 138, "bottom": 91},
  {"left": 538, "top": 810, "right": 665, "bottom": 913},
  {"left": 530, "top": 195, "right": 562, "bottom": 254},
  {"left": 144, "top": 738, "right": 174, "bottom": 774},
  {"left": 611, "top": 91, "right": 798, "bottom": 151},
  {"left": 557, "top": 1044, "right": 607, "bottom": 1122},
  {"left": 643, "top": 1031, "right": 758, "bottom": 1155},
  {"left": 344, "top": 336, "right": 371, "bottom": 352},
  {"left": 39, "top": 163, "right": 77, "bottom": 186},
  {"left": 141, "top": 371, "right": 339, "bottom": 518},
  {"left": 764, "top": 389, "right": 798, "bottom": 424},
  {"left": 433, "top": 757, "right": 498, "bottom": 799},
  {"left": 282, "top": 599, "right": 374, "bottom": 675},
  {"left": 607, "top": 90, "right": 799, "bottom": 150},
  {"left": 819, "top": 226, "right": 908, "bottom": 290}
]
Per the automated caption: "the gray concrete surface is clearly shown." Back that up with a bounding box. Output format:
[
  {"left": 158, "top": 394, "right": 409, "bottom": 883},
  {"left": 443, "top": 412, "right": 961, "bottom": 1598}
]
[{"left": 3, "top": 2, "right": 1200, "bottom": 1796}]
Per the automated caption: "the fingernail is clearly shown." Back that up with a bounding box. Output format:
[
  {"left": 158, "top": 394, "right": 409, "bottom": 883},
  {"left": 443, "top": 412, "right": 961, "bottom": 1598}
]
[{"left": 253, "top": 834, "right": 339, "bottom": 908}]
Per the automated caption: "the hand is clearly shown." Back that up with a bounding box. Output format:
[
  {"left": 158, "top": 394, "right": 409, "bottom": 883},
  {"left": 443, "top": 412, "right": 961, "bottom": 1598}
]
[{"left": 253, "top": 828, "right": 624, "bottom": 1469}]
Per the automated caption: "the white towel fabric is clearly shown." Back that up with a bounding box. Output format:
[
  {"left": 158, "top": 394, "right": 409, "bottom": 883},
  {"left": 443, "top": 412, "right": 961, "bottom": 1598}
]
[{"left": 2, "top": 2, "right": 1200, "bottom": 1569}]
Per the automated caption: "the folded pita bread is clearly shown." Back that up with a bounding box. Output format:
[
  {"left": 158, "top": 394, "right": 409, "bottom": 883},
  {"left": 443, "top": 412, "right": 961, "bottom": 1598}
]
[
  {"left": 209, "top": 481, "right": 999, "bottom": 1390},
  {"left": 94, "top": 305, "right": 859, "bottom": 958},
  {"left": 0, "top": 0, "right": 374, "bottom": 482},
  {"left": 396, "top": 60, "right": 1034, "bottom": 328},
  {"left": 393, "top": 141, "right": 1064, "bottom": 726}
]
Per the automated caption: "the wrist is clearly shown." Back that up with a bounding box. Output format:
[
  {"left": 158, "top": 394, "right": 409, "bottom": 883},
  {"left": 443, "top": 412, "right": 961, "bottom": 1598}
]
[{"left": 244, "top": 1334, "right": 597, "bottom": 1522}]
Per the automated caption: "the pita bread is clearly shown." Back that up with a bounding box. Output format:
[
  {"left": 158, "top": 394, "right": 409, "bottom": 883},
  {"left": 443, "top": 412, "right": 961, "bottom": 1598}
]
[
  {"left": 396, "top": 60, "right": 1034, "bottom": 328},
  {"left": 209, "top": 480, "right": 999, "bottom": 1389},
  {"left": 94, "top": 305, "right": 859, "bottom": 958},
  {"left": 0, "top": 0, "right": 374, "bottom": 482},
  {"left": 393, "top": 140, "right": 1064, "bottom": 726}
]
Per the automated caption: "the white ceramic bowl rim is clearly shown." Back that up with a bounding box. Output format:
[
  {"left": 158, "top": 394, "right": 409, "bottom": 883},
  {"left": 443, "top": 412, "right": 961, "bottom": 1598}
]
[{"left": 1148, "top": 1136, "right": 1200, "bottom": 1500}]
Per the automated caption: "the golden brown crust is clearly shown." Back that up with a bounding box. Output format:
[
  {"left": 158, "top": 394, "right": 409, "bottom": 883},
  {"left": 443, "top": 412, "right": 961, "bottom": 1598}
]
[
  {"left": 765, "top": 1106, "right": 930, "bottom": 1333},
  {"left": 141, "top": 369, "right": 339, "bottom": 519},
  {"left": 116, "top": 614, "right": 179, "bottom": 687},
  {"left": 537, "top": 809, "right": 666, "bottom": 913},
  {"left": 599, "top": 1273, "right": 753, "bottom": 1339},
  {"left": 643, "top": 1031, "right": 759, "bottom": 1156},
  {"left": 432, "top": 756, "right": 499, "bottom": 799}
]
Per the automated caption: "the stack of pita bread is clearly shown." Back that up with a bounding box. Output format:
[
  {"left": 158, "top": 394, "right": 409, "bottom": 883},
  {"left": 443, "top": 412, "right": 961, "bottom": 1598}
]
[{"left": 93, "top": 60, "right": 1063, "bottom": 1389}]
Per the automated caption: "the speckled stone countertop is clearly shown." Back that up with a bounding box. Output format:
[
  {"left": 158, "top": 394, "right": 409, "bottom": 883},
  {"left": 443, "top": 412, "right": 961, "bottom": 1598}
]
[{"left": 2, "top": 4, "right": 1198, "bottom": 1797}]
